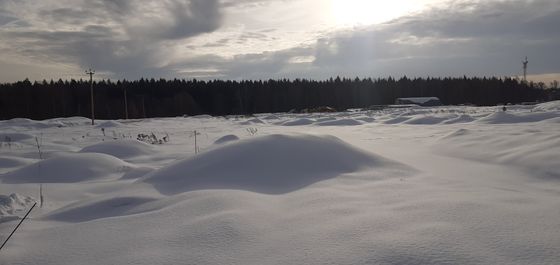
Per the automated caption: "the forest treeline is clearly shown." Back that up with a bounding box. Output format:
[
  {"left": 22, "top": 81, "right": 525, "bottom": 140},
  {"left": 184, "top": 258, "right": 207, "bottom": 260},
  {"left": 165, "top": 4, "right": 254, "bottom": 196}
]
[{"left": 0, "top": 76, "right": 557, "bottom": 120}]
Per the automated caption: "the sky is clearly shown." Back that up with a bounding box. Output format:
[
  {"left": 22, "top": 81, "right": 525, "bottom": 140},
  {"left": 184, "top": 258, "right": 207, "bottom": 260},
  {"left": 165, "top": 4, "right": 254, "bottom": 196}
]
[{"left": 0, "top": 0, "right": 559, "bottom": 83}]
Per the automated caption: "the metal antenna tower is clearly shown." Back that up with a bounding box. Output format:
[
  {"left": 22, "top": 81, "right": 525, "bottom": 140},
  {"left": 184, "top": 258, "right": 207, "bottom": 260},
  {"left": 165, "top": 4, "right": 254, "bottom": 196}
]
[{"left": 86, "top": 69, "right": 95, "bottom": 125}]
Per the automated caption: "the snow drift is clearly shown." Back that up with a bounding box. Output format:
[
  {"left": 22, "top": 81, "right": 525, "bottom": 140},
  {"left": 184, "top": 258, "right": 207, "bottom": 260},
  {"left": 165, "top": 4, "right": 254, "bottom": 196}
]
[
  {"left": 0, "top": 132, "right": 35, "bottom": 142},
  {"left": 95, "top": 120, "right": 124, "bottom": 128},
  {"left": 213, "top": 134, "right": 240, "bottom": 144},
  {"left": 0, "top": 156, "right": 35, "bottom": 169},
  {"left": 1, "top": 153, "right": 135, "bottom": 183},
  {"left": 2, "top": 104, "right": 560, "bottom": 265},
  {"left": 315, "top": 119, "right": 362, "bottom": 126},
  {"left": 45, "top": 196, "right": 160, "bottom": 223},
  {"left": 143, "top": 134, "right": 407, "bottom": 194},
  {"left": 0, "top": 193, "right": 35, "bottom": 218},
  {"left": 477, "top": 111, "right": 559, "bottom": 124},
  {"left": 80, "top": 139, "right": 155, "bottom": 159},
  {"left": 439, "top": 127, "right": 560, "bottom": 179},
  {"left": 281, "top": 118, "right": 314, "bottom": 126}
]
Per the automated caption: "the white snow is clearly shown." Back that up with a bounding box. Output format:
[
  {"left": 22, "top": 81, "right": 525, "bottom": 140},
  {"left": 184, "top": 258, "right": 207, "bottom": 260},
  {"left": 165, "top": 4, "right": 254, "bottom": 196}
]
[
  {"left": 213, "top": 134, "right": 240, "bottom": 144},
  {"left": 80, "top": 139, "right": 155, "bottom": 159},
  {"left": 95, "top": 120, "right": 124, "bottom": 128},
  {"left": 0, "top": 101, "right": 559, "bottom": 264},
  {"left": 142, "top": 134, "right": 409, "bottom": 195},
  {"left": 281, "top": 117, "right": 315, "bottom": 126},
  {"left": 0, "top": 193, "right": 35, "bottom": 221},
  {"left": 315, "top": 118, "right": 363, "bottom": 126},
  {"left": 1, "top": 153, "right": 136, "bottom": 183}
]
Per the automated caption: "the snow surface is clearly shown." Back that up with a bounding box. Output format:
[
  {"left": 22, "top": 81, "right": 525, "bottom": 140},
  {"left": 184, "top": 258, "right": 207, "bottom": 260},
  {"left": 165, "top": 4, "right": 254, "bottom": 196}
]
[
  {"left": 1, "top": 102, "right": 560, "bottom": 264},
  {"left": 213, "top": 134, "right": 240, "bottom": 144},
  {"left": 142, "top": 134, "right": 410, "bottom": 195},
  {"left": 0, "top": 193, "right": 35, "bottom": 222},
  {"left": 79, "top": 139, "right": 155, "bottom": 159}
]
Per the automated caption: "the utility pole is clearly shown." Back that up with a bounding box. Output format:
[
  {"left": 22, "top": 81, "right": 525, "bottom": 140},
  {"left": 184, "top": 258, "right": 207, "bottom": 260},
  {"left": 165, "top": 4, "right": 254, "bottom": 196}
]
[
  {"left": 522, "top": 57, "right": 528, "bottom": 83},
  {"left": 86, "top": 69, "right": 95, "bottom": 125}
]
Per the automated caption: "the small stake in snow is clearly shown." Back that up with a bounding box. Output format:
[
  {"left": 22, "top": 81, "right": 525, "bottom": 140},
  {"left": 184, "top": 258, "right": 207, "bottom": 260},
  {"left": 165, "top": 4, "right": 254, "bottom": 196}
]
[
  {"left": 0, "top": 202, "right": 37, "bottom": 252},
  {"left": 35, "top": 136, "right": 44, "bottom": 208},
  {"left": 194, "top": 130, "right": 200, "bottom": 154}
]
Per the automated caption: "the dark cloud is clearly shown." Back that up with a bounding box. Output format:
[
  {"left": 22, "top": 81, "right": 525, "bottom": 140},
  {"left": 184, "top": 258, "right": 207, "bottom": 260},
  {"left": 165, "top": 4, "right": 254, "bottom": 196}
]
[
  {"left": 1, "top": 0, "right": 559, "bottom": 81},
  {"left": 0, "top": 11, "right": 17, "bottom": 26},
  {"left": 125, "top": 0, "right": 222, "bottom": 41},
  {"left": 0, "top": 0, "right": 223, "bottom": 79},
  {"left": 165, "top": 0, "right": 222, "bottom": 39}
]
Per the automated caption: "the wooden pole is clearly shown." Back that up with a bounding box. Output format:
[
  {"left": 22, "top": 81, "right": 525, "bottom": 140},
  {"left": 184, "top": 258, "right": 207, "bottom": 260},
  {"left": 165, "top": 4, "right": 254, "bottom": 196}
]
[{"left": 86, "top": 69, "right": 95, "bottom": 125}]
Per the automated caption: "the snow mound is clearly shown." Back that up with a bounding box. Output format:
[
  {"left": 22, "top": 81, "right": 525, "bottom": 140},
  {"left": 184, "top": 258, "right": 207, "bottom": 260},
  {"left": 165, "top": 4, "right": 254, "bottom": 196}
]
[
  {"left": 477, "top": 111, "right": 559, "bottom": 124},
  {"left": 191, "top": 114, "right": 213, "bottom": 119},
  {"left": 0, "top": 118, "right": 52, "bottom": 129},
  {"left": 356, "top": 116, "right": 376, "bottom": 123},
  {"left": 0, "top": 193, "right": 35, "bottom": 220},
  {"left": 214, "top": 134, "right": 240, "bottom": 145},
  {"left": 315, "top": 117, "right": 337, "bottom": 122},
  {"left": 143, "top": 134, "right": 404, "bottom": 194},
  {"left": 95, "top": 120, "right": 123, "bottom": 128},
  {"left": 80, "top": 139, "right": 155, "bottom": 159},
  {"left": 0, "top": 132, "right": 35, "bottom": 142},
  {"left": 239, "top": 118, "right": 264, "bottom": 125},
  {"left": 282, "top": 118, "right": 314, "bottom": 126},
  {"left": 382, "top": 116, "right": 411, "bottom": 124},
  {"left": 0, "top": 156, "right": 35, "bottom": 168},
  {"left": 1, "top": 153, "right": 134, "bottom": 183},
  {"left": 262, "top": 114, "right": 280, "bottom": 120},
  {"left": 402, "top": 115, "right": 451, "bottom": 125},
  {"left": 315, "top": 119, "right": 362, "bottom": 126},
  {"left": 533, "top": 100, "right": 560, "bottom": 112},
  {"left": 45, "top": 196, "right": 159, "bottom": 223},
  {"left": 120, "top": 167, "right": 154, "bottom": 180},
  {"left": 442, "top": 128, "right": 472, "bottom": 139},
  {"left": 46, "top": 117, "right": 92, "bottom": 127},
  {"left": 438, "top": 128, "right": 560, "bottom": 179},
  {"left": 442, "top": 114, "right": 476, "bottom": 124},
  {"left": 540, "top": 117, "right": 560, "bottom": 123}
]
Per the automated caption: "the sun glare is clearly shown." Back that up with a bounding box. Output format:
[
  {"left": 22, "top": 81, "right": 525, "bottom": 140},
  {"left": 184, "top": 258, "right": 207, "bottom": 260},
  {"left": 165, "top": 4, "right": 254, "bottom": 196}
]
[{"left": 330, "top": 0, "right": 429, "bottom": 27}]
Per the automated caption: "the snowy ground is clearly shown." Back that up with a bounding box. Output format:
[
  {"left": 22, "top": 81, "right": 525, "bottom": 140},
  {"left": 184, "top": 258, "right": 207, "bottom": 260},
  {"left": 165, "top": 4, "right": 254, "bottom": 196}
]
[{"left": 1, "top": 102, "right": 559, "bottom": 264}]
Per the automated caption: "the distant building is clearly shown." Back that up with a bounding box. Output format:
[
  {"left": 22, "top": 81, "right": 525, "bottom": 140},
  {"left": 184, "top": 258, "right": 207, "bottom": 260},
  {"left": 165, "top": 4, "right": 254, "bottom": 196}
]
[{"left": 395, "top": 97, "right": 442, "bottom": 107}]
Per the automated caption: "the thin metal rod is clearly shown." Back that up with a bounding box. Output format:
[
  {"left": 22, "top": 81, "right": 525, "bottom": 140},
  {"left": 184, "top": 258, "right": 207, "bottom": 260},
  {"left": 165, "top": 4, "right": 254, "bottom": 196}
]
[{"left": 0, "top": 202, "right": 37, "bottom": 251}]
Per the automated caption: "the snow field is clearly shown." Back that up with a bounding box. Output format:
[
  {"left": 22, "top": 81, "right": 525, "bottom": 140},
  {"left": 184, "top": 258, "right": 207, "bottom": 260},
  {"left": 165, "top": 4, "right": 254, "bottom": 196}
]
[{"left": 0, "top": 101, "right": 559, "bottom": 264}]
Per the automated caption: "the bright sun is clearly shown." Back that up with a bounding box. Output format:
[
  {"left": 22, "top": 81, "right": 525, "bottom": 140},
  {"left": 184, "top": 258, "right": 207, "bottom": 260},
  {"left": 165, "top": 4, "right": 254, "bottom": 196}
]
[{"left": 330, "top": 0, "right": 429, "bottom": 27}]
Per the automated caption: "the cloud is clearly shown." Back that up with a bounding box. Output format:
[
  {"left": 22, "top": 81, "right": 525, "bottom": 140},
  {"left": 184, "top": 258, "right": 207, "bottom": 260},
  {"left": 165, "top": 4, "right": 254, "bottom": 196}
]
[
  {"left": 0, "top": 0, "right": 223, "bottom": 79},
  {"left": 220, "top": 0, "right": 293, "bottom": 9},
  {"left": 0, "top": 0, "right": 559, "bottom": 82},
  {"left": 206, "top": 0, "right": 560, "bottom": 80}
]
